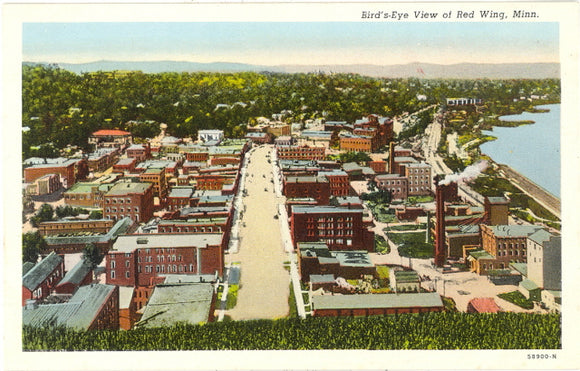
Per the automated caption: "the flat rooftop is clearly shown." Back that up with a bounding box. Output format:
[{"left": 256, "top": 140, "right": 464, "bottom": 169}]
[
  {"left": 312, "top": 292, "right": 443, "bottom": 310},
  {"left": 112, "top": 233, "right": 223, "bottom": 253}
]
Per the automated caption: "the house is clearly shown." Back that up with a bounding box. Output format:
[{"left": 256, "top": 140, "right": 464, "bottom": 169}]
[
  {"left": 311, "top": 292, "right": 444, "bottom": 317},
  {"left": 22, "top": 252, "right": 64, "bottom": 306},
  {"left": 22, "top": 284, "right": 119, "bottom": 330}
]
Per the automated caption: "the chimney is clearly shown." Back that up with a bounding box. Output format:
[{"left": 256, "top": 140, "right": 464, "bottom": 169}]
[{"left": 434, "top": 175, "right": 449, "bottom": 267}]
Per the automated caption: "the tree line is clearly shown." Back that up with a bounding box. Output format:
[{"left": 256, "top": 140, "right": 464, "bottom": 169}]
[{"left": 22, "top": 64, "right": 559, "bottom": 158}]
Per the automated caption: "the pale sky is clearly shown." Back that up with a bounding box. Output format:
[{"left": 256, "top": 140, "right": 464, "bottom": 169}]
[{"left": 23, "top": 22, "right": 559, "bottom": 65}]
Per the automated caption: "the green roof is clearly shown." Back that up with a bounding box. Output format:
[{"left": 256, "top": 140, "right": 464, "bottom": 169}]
[
  {"left": 469, "top": 250, "right": 495, "bottom": 260},
  {"left": 510, "top": 263, "right": 528, "bottom": 276},
  {"left": 65, "top": 182, "right": 98, "bottom": 194},
  {"left": 489, "top": 225, "right": 544, "bottom": 238},
  {"left": 313, "top": 292, "right": 443, "bottom": 310},
  {"left": 22, "top": 262, "right": 35, "bottom": 276},
  {"left": 394, "top": 270, "right": 420, "bottom": 283},
  {"left": 520, "top": 279, "right": 540, "bottom": 291},
  {"left": 138, "top": 283, "right": 214, "bottom": 328}
]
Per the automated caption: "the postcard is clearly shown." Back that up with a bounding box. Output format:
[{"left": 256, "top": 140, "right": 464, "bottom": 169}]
[{"left": 2, "top": 1, "right": 580, "bottom": 370}]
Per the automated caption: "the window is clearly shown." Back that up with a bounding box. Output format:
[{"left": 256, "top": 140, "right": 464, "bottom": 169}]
[
  {"left": 110, "top": 270, "right": 116, "bottom": 279},
  {"left": 111, "top": 261, "right": 116, "bottom": 269},
  {"left": 126, "top": 271, "right": 130, "bottom": 278},
  {"left": 125, "top": 261, "right": 130, "bottom": 267}
]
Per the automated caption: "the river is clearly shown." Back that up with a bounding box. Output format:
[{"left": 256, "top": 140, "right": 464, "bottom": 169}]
[{"left": 480, "top": 104, "right": 560, "bottom": 198}]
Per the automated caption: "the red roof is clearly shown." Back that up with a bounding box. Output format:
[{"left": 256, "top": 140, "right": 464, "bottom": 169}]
[
  {"left": 468, "top": 297, "right": 501, "bottom": 313},
  {"left": 91, "top": 129, "right": 132, "bottom": 137}
]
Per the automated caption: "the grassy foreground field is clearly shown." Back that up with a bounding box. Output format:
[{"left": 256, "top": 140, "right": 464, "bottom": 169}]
[{"left": 23, "top": 313, "right": 560, "bottom": 350}]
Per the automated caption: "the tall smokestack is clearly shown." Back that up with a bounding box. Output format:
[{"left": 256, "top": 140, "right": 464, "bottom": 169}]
[
  {"left": 389, "top": 142, "right": 396, "bottom": 174},
  {"left": 434, "top": 175, "right": 449, "bottom": 267}
]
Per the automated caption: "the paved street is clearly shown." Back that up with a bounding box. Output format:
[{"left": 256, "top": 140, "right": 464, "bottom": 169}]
[{"left": 225, "top": 145, "right": 290, "bottom": 320}]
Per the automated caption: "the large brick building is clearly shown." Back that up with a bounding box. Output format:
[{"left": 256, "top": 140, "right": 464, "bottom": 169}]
[
  {"left": 139, "top": 167, "right": 169, "bottom": 199},
  {"left": 23, "top": 158, "right": 88, "bottom": 189},
  {"left": 126, "top": 143, "right": 151, "bottom": 163},
  {"left": 283, "top": 176, "right": 331, "bottom": 205},
  {"left": 375, "top": 174, "right": 409, "bottom": 200},
  {"left": 63, "top": 182, "right": 115, "bottom": 209},
  {"left": 322, "top": 170, "right": 351, "bottom": 197},
  {"left": 468, "top": 225, "right": 544, "bottom": 275},
  {"left": 23, "top": 284, "right": 119, "bottom": 330},
  {"left": 290, "top": 205, "right": 375, "bottom": 252},
  {"left": 276, "top": 145, "right": 326, "bottom": 161},
  {"left": 38, "top": 219, "right": 115, "bottom": 236},
  {"left": 103, "top": 182, "right": 154, "bottom": 223},
  {"left": 405, "top": 162, "right": 432, "bottom": 196},
  {"left": 105, "top": 233, "right": 225, "bottom": 287}
]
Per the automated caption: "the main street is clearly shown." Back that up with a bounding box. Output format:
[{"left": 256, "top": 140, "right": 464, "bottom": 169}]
[{"left": 225, "top": 145, "right": 290, "bottom": 320}]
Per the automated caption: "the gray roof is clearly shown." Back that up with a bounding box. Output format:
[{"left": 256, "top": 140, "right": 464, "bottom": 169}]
[
  {"left": 313, "top": 292, "right": 443, "bottom": 310},
  {"left": 292, "top": 205, "right": 363, "bottom": 215},
  {"left": 105, "top": 182, "right": 151, "bottom": 196},
  {"left": 23, "top": 284, "right": 117, "bottom": 330},
  {"left": 342, "top": 162, "right": 362, "bottom": 172},
  {"left": 138, "top": 283, "right": 214, "bottom": 328},
  {"left": 528, "top": 229, "right": 557, "bottom": 245},
  {"left": 376, "top": 174, "right": 407, "bottom": 179},
  {"left": 112, "top": 233, "right": 223, "bottom": 253},
  {"left": 57, "top": 260, "right": 92, "bottom": 287},
  {"left": 310, "top": 274, "right": 336, "bottom": 283},
  {"left": 22, "top": 262, "right": 36, "bottom": 276},
  {"left": 489, "top": 225, "right": 544, "bottom": 238},
  {"left": 333, "top": 251, "right": 373, "bottom": 267},
  {"left": 510, "top": 263, "right": 528, "bottom": 276},
  {"left": 162, "top": 274, "right": 216, "bottom": 284},
  {"left": 169, "top": 187, "right": 195, "bottom": 198},
  {"left": 394, "top": 156, "right": 418, "bottom": 163},
  {"left": 45, "top": 217, "right": 133, "bottom": 246},
  {"left": 22, "top": 252, "right": 63, "bottom": 291},
  {"left": 520, "top": 279, "right": 539, "bottom": 291},
  {"left": 285, "top": 176, "right": 328, "bottom": 183},
  {"left": 116, "top": 158, "right": 136, "bottom": 166},
  {"left": 486, "top": 196, "right": 509, "bottom": 204}
]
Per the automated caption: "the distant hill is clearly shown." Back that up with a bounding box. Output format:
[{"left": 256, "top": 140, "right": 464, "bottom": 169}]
[{"left": 24, "top": 60, "right": 560, "bottom": 79}]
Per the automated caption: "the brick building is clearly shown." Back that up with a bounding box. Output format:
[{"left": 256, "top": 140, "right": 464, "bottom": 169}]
[
  {"left": 126, "top": 143, "right": 151, "bottom": 163},
  {"left": 105, "top": 233, "right": 225, "bottom": 286},
  {"left": 25, "top": 173, "right": 61, "bottom": 196},
  {"left": 63, "top": 182, "right": 115, "bottom": 209},
  {"left": 290, "top": 206, "right": 375, "bottom": 252},
  {"left": 245, "top": 132, "right": 273, "bottom": 144},
  {"left": 322, "top": 170, "right": 351, "bottom": 197},
  {"left": 339, "top": 133, "right": 374, "bottom": 153},
  {"left": 405, "top": 162, "right": 432, "bottom": 196},
  {"left": 368, "top": 161, "right": 387, "bottom": 174},
  {"left": 166, "top": 187, "right": 196, "bottom": 211},
  {"left": 23, "top": 158, "right": 88, "bottom": 189},
  {"left": 283, "top": 176, "right": 331, "bottom": 205},
  {"left": 375, "top": 174, "right": 409, "bottom": 200},
  {"left": 277, "top": 145, "right": 326, "bottom": 161},
  {"left": 23, "top": 284, "right": 119, "bottom": 330},
  {"left": 38, "top": 219, "right": 114, "bottom": 236},
  {"left": 87, "top": 148, "right": 120, "bottom": 173},
  {"left": 113, "top": 158, "right": 137, "bottom": 173},
  {"left": 54, "top": 260, "right": 94, "bottom": 295},
  {"left": 22, "top": 252, "right": 64, "bottom": 306},
  {"left": 103, "top": 182, "right": 154, "bottom": 223},
  {"left": 139, "top": 167, "right": 168, "bottom": 199},
  {"left": 467, "top": 225, "right": 544, "bottom": 275}
]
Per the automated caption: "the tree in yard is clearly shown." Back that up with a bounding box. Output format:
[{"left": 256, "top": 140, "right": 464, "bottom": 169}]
[
  {"left": 30, "top": 203, "right": 54, "bottom": 227},
  {"left": 82, "top": 243, "right": 104, "bottom": 270},
  {"left": 367, "top": 179, "right": 378, "bottom": 192},
  {"left": 22, "top": 231, "right": 47, "bottom": 264}
]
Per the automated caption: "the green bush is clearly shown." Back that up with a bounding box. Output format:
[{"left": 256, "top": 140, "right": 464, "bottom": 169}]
[
  {"left": 497, "top": 291, "right": 534, "bottom": 310},
  {"left": 374, "top": 235, "right": 390, "bottom": 254}
]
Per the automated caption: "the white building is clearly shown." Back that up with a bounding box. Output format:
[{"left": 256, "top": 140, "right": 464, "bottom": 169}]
[
  {"left": 527, "top": 229, "right": 561, "bottom": 290},
  {"left": 197, "top": 130, "right": 224, "bottom": 143}
]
